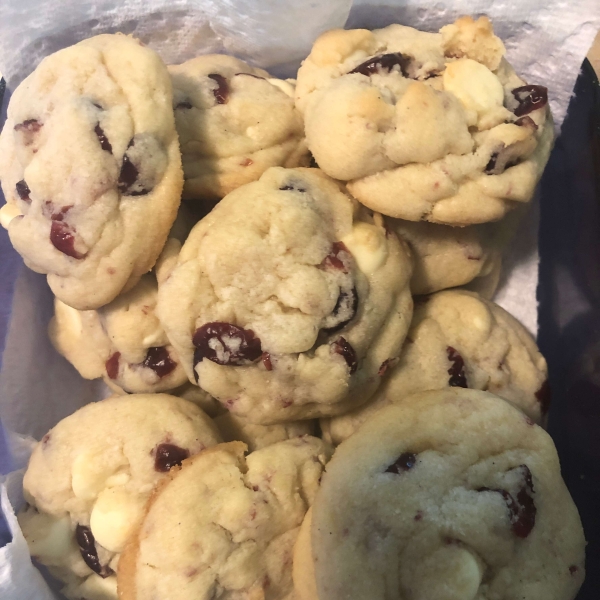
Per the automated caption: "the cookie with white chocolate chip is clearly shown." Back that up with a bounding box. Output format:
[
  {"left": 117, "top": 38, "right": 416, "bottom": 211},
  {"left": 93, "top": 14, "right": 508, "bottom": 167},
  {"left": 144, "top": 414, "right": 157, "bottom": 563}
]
[
  {"left": 49, "top": 274, "right": 188, "bottom": 394},
  {"left": 296, "top": 389, "right": 585, "bottom": 600},
  {"left": 0, "top": 34, "right": 183, "bottom": 310},
  {"left": 321, "top": 290, "right": 549, "bottom": 445},
  {"left": 156, "top": 167, "right": 413, "bottom": 423},
  {"left": 118, "top": 437, "right": 331, "bottom": 600},
  {"left": 18, "top": 394, "right": 221, "bottom": 600},
  {"left": 170, "top": 54, "right": 308, "bottom": 205},
  {"left": 296, "top": 16, "right": 553, "bottom": 225}
]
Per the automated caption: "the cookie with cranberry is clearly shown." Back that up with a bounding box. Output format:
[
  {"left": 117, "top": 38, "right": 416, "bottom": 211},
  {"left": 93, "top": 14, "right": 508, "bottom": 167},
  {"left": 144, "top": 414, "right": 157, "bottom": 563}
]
[
  {"left": 0, "top": 34, "right": 182, "bottom": 310},
  {"left": 117, "top": 437, "right": 331, "bottom": 600},
  {"left": 297, "top": 389, "right": 585, "bottom": 600},
  {"left": 19, "top": 394, "right": 221, "bottom": 600},
  {"left": 156, "top": 167, "right": 413, "bottom": 423},
  {"left": 49, "top": 273, "right": 188, "bottom": 394},
  {"left": 321, "top": 289, "right": 548, "bottom": 445},
  {"left": 170, "top": 55, "right": 308, "bottom": 205},
  {"left": 214, "top": 411, "right": 317, "bottom": 452},
  {"left": 296, "top": 16, "right": 553, "bottom": 225}
]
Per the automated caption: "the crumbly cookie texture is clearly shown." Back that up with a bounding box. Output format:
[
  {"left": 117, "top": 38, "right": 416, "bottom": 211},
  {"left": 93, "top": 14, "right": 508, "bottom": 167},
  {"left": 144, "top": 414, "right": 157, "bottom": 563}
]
[
  {"left": 296, "top": 16, "right": 553, "bottom": 226},
  {"left": 118, "top": 437, "right": 331, "bottom": 600},
  {"left": 49, "top": 274, "right": 188, "bottom": 394},
  {"left": 156, "top": 167, "right": 413, "bottom": 424},
  {"left": 170, "top": 55, "right": 308, "bottom": 204},
  {"left": 18, "top": 394, "right": 221, "bottom": 600},
  {"left": 321, "top": 289, "right": 548, "bottom": 445},
  {"left": 214, "top": 411, "right": 316, "bottom": 452},
  {"left": 0, "top": 34, "right": 183, "bottom": 310},
  {"left": 298, "top": 389, "right": 585, "bottom": 600}
]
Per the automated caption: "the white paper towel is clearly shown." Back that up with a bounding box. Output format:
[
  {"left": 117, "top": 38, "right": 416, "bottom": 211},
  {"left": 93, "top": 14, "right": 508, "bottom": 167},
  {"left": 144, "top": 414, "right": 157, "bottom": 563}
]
[{"left": 0, "top": 0, "right": 598, "bottom": 597}]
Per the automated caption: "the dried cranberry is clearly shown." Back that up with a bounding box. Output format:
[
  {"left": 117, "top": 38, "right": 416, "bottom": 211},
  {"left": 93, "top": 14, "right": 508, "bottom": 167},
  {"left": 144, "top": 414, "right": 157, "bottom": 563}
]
[
  {"left": 279, "top": 183, "right": 307, "bottom": 192},
  {"left": 446, "top": 346, "right": 467, "bottom": 388},
  {"left": 262, "top": 352, "right": 273, "bottom": 371},
  {"left": 142, "top": 346, "right": 177, "bottom": 378},
  {"left": 75, "top": 525, "right": 113, "bottom": 578},
  {"left": 477, "top": 465, "right": 536, "bottom": 538},
  {"left": 50, "top": 221, "right": 85, "bottom": 259},
  {"left": 349, "top": 53, "right": 411, "bottom": 77},
  {"left": 105, "top": 353, "right": 120, "bottom": 379},
  {"left": 514, "top": 115, "right": 538, "bottom": 130},
  {"left": 485, "top": 152, "right": 499, "bottom": 174},
  {"left": 14, "top": 119, "right": 41, "bottom": 133},
  {"left": 118, "top": 153, "right": 141, "bottom": 195},
  {"left": 208, "top": 73, "right": 229, "bottom": 104},
  {"left": 154, "top": 443, "right": 189, "bottom": 472},
  {"left": 332, "top": 337, "right": 358, "bottom": 374},
  {"left": 320, "top": 242, "right": 351, "bottom": 273},
  {"left": 175, "top": 100, "right": 193, "bottom": 109},
  {"left": 16, "top": 180, "right": 31, "bottom": 202},
  {"left": 385, "top": 452, "right": 417, "bottom": 474},
  {"left": 323, "top": 287, "right": 358, "bottom": 333},
  {"left": 94, "top": 124, "right": 112, "bottom": 153},
  {"left": 48, "top": 204, "right": 72, "bottom": 222},
  {"left": 535, "top": 380, "right": 551, "bottom": 415},
  {"left": 569, "top": 565, "right": 579, "bottom": 575},
  {"left": 378, "top": 358, "right": 394, "bottom": 376},
  {"left": 512, "top": 85, "right": 548, "bottom": 117},
  {"left": 193, "top": 322, "right": 262, "bottom": 367}
]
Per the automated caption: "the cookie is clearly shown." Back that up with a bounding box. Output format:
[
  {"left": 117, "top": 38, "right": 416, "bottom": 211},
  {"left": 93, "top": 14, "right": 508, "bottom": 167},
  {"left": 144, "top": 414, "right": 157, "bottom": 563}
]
[
  {"left": 173, "top": 382, "right": 225, "bottom": 418},
  {"left": 49, "top": 273, "right": 189, "bottom": 394},
  {"left": 0, "top": 34, "right": 183, "bottom": 310},
  {"left": 169, "top": 55, "right": 308, "bottom": 205},
  {"left": 117, "top": 437, "right": 331, "bottom": 600},
  {"left": 389, "top": 219, "right": 502, "bottom": 296},
  {"left": 156, "top": 167, "right": 413, "bottom": 423},
  {"left": 321, "top": 289, "right": 548, "bottom": 445},
  {"left": 214, "top": 412, "right": 316, "bottom": 451},
  {"left": 297, "top": 389, "right": 585, "bottom": 600},
  {"left": 18, "top": 394, "right": 222, "bottom": 600},
  {"left": 296, "top": 16, "right": 553, "bottom": 225}
]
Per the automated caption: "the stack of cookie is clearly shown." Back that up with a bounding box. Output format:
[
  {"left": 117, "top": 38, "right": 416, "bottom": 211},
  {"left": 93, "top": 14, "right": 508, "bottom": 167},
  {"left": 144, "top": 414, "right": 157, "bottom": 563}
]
[{"left": 0, "top": 15, "right": 585, "bottom": 600}]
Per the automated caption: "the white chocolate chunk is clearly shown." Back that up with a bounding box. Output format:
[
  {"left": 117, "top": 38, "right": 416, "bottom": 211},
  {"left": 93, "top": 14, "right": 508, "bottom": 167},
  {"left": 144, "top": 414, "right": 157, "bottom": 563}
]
[
  {"left": 342, "top": 222, "right": 388, "bottom": 275},
  {"left": 443, "top": 59, "right": 504, "bottom": 119},
  {"left": 0, "top": 203, "right": 22, "bottom": 229},
  {"left": 71, "top": 450, "right": 123, "bottom": 501},
  {"left": 18, "top": 511, "right": 74, "bottom": 562},
  {"left": 90, "top": 487, "right": 146, "bottom": 553}
]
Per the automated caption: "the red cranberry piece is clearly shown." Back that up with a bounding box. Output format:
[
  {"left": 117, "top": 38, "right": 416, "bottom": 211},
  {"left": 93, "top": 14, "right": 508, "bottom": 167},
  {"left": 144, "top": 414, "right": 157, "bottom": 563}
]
[
  {"left": 193, "top": 322, "right": 262, "bottom": 367},
  {"left": 208, "top": 73, "right": 229, "bottom": 104},
  {"left": 142, "top": 346, "right": 177, "bottom": 378},
  {"left": 16, "top": 180, "right": 31, "bottom": 202},
  {"left": 262, "top": 352, "right": 273, "bottom": 371},
  {"left": 105, "top": 352, "right": 120, "bottom": 380},
  {"left": 485, "top": 152, "right": 499, "bottom": 174},
  {"left": 512, "top": 85, "right": 548, "bottom": 117},
  {"left": 332, "top": 337, "right": 358, "bottom": 374},
  {"left": 94, "top": 124, "right": 112, "bottom": 153},
  {"left": 279, "top": 182, "right": 307, "bottom": 192},
  {"left": 320, "top": 241, "right": 351, "bottom": 273},
  {"left": 349, "top": 53, "right": 411, "bottom": 77},
  {"left": 322, "top": 287, "right": 358, "bottom": 333},
  {"left": 14, "top": 119, "right": 41, "bottom": 133},
  {"left": 447, "top": 346, "right": 467, "bottom": 388},
  {"left": 47, "top": 203, "right": 72, "bottom": 222},
  {"left": 378, "top": 358, "right": 395, "bottom": 376},
  {"left": 118, "top": 152, "right": 142, "bottom": 195},
  {"left": 477, "top": 464, "right": 536, "bottom": 538},
  {"left": 75, "top": 525, "right": 113, "bottom": 578},
  {"left": 50, "top": 221, "right": 85, "bottom": 259},
  {"left": 175, "top": 100, "right": 193, "bottom": 109},
  {"left": 385, "top": 452, "right": 417, "bottom": 474},
  {"left": 569, "top": 565, "right": 579, "bottom": 575},
  {"left": 154, "top": 443, "right": 189, "bottom": 472},
  {"left": 514, "top": 115, "right": 538, "bottom": 130},
  {"left": 535, "top": 380, "right": 551, "bottom": 415}
]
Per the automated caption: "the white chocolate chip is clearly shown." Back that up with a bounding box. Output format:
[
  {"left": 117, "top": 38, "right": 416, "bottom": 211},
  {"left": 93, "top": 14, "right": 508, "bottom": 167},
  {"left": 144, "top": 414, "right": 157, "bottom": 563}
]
[
  {"left": 342, "top": 222, "right": 388, "bottom": 275},
  {"left": 71, "top": 451, "right": 121, "bottom": 501},
  {"left": 18, "top": 510, "right": 74, "bottom": 563},
  {"left": 0, "top": 203, "right": 22, "bottom": 229},
  {"left": 268, "top": 78, "right": 296, "bottom": 97},
  {"left": 90, "top": 487, "right": 146, "bottom": 553},
  {"left": 443, "top": 59, "right": 504, "bottom": 121}
]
